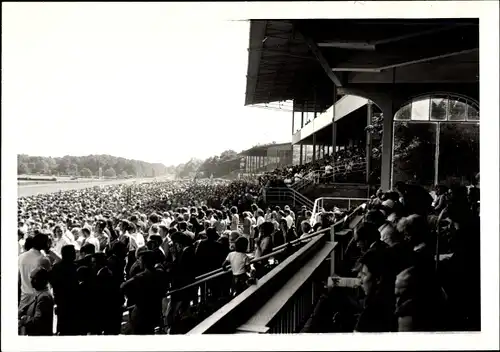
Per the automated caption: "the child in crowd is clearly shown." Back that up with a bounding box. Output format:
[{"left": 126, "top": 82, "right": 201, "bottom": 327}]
[{"left": 222, "top": 236, "right": 255, "bottom": 296}]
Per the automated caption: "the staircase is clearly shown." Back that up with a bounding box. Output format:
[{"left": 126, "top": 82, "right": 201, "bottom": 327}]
[{"left": 264, "top": 187, "right": 314, "bottom": 210}]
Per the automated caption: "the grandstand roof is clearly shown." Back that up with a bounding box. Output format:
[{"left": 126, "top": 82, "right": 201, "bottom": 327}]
[
  {"left": 239, "top": 142, "right": 292, "bottom": 156},
  {"left": 245, "top": 19, "right": 479, "bottom": 111}
]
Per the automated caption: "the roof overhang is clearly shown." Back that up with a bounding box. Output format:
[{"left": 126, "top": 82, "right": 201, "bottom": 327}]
[
  {"left": 239, "top": 142, "right": 292, "bottom": 156},
  {"left": 245, "top": 19, "right": 479, "bottom": 110}
]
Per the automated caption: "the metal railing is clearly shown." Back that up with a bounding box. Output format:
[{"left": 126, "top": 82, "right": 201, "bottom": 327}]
[
  {"left": 242, "top": 242, "right": 334, "bottom": 334},
  {"left": 310, "top": 197, "right": 369, "bottom": 227},
  {"left": 121, "top": 221, "right": 335, "bottom": 333},
  {"left": 289, "top": 170, "right": 317, "bottom": 191},
  {"left": 287, "top": 157, "right": 367, "bottom": 191},
  {"left": 264, "top": 187, "right": 315, "bottom": 210},
  {"left": 312, "top": 161, "right": 367, "bottom": 183},
  {"left": 189, "top": 202, "right": 366, "bottom": 334}
]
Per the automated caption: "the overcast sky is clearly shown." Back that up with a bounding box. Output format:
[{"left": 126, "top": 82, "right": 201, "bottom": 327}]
[{"left": 2, "top": 3, "right": 291, "bottom": 166}]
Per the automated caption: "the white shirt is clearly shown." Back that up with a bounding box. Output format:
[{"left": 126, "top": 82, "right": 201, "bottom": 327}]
[
  {"left": 128, "top": 232, "right": 145, "bottom": 251},
  {"left": 209, "top": 217, "right": 217, "bottom": 226},
  {"left": 18, "top": 249, "right": 44, "bottom": 295},
  {"left": 225, "top": 252, "right": 250, "bottom": 276},
  {"left": 231, "top": 214, "right": 239, "bottom": 231},
  {"left": 285, "top": 215, "right": 294, "bottom": 229},
  {"left": 256, "top": 216, "right": 265, "bottom": 226},
  {"left": 65, "top": 230, "right": 75, "bottom": 242},
  {"left": 53, "top": 237, "right": 70, "bottom": 257},
  {"left": 83, "top": 236, "right": 100, "bottom": 252},
  {"left": 18, "top": 239, "right": 25, "bottom": 255}
]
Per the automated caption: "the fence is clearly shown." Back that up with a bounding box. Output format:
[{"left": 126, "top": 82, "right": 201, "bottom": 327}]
[
  {"left": 188, "top": 203, "right": 366, "bottom": 334},
  {"left": 264, "top": 187, "right": 315, "bottom": 210}
]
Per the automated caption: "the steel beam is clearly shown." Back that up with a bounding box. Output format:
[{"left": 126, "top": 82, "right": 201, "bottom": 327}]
[
  {"left": 296, "top": 31, "right": 343, "bottom": 87},
  {"left": 318, "top": 41, "right": 376, "bottom": 51}
]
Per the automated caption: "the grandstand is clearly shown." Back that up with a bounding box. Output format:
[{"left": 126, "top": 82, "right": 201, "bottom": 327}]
[
  {"left": 239, "top": 142, "right": 293, "bottom": 174},
  {"left": 186, "top": 18, "right": 480, "bottom": 334}
]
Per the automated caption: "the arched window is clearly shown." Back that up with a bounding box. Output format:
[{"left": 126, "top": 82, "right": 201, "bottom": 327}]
[{"left": 392, "top": 94, "right": 479, "bottom": 187}]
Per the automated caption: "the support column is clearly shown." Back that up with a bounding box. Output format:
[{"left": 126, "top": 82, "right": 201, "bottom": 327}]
[
  {"left": 434, "top": 123, "right": 440, "bottom": 186},
  {"left": 312, "top": 133, "right": 317, "bottom": 162},
  {"left": 380, "top": 99, "right": 394, "bottom": 191},
  {"left": 366, "top": 101, "right": 373, "bottom": 183},
  {"left": 300, "top": 143, "right": 303, "bottom": 165},
  {"left": 332, "top": 88, "right": 338, "bottom": 161},
  {"left": 312, "top": 88, "right": 317, "bottom": 163}
]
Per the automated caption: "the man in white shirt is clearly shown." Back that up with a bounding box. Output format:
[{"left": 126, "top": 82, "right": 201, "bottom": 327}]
[
  {"left": 284, "top": 210, "right": 294, "bottom": 229},
  {"left": 128, "top": 224, "right": 145, "bottom": 252},
  {"left": 18, "top": 233, "right": 52, "bottom": 307},
  {"left": 284, "top": 206, "right": 295, "bottom": 221},
  {"left": 81, "top": 227, "right": 100, "bottom": 253},
  {"left": 256, "top": 209, "right": 265, "bottom": 227}
]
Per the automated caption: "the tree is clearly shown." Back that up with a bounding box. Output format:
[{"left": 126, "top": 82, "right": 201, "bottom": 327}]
[
  {"left": 219, "top": 149, "right": 238, "bottom": 161},
  {"left": 104, "top": 167, "right": 116, "bottom": 178},
  {"left": 35, "top": 160, "right": 49, "bottom": 174},
  {"left": 80, "top": 168, "right": 93, "bottom": 177},
  {"left": 120, "top": 170, "right": 128, "bottom": 178},
  {"left": 18, "top": 162, "right": 30, "bottom": 175}
]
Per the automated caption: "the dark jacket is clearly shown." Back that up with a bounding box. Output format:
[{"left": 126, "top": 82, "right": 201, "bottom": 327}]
[
  {"left": 195, "top": 239, "right": 226, "bottom": 275},
  {"left": 355, "top": 293, "right": 396, "bottom": 332},
  {"left": 121, "top": 269, "right": 163, "bottom": 335},
  {"left": 50, "top": 260, "right": 79, "bottom": 335},
  {"left": 50, "top": 260, "right": 79, "bottom": 310},
  {"left": 170, "top": 246, "right": 197, "bottom": 301},
  {"left": 19, "top": 290, "right": 54, "bottom": 336}
]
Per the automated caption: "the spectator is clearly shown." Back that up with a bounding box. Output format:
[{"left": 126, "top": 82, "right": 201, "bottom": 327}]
[
  {"left": 165, "top": 232, "right": 197, "bottom": 333},
  {"left": 121, "top": 250, "right": 164, "bottom": 335},
  {"left": 81, "top": 227, "right": 100, "bottom": 253},
  {"left": 50, "top": 244, "right": 79, "bottom": 335},
  {"left": 354, "top": 248, "right": 396, "bottom": 332},
  {"left": 395, "top": 266, "right": 448, "bottom": 331},
  {"left": 18, "top": 267, "right": 54, "bottom": 336},
  {"left": 230, "top": 206, "right": 239, "bottom": 231},
  {"left": 18, "top": 233, "right": 52, "bottom": 307},
  {"left": 223, "top": 236, "right": 252, "bottom": 296},
  {"left": 353, "top": 222, "right": 387, "bottom": 254}
]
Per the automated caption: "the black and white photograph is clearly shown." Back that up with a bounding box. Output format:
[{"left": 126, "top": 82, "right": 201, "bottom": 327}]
[{"left": 2, "top": 1, "right": 499, "bottom": 351}]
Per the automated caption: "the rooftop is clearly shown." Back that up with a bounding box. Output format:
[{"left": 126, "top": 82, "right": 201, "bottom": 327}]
[{"left": 245, "top": 19, "right": 479, "bottom": 112}]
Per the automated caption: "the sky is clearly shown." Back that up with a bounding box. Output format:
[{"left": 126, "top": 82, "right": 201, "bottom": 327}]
[{"left": 2, "top": 3, "right": 291, "bottom": 166}]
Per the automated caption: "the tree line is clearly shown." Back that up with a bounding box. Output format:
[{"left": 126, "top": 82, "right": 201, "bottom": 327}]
[
  {"left": 174, "top": 150, "right": 241, "bottom": 179},
  {"left": 17, "top": 154, "right": 171, "bottom": 178}
]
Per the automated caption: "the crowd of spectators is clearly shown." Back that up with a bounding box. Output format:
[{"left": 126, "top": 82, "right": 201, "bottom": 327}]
[
  {"left": 17, "top": 178, "right": 325, "bottom": 336},
  {"left": 257, "top": 146, "right": 366, "bottom": 187},
  {"left": 17, "top": 168, "right": 480, "bottom": 335},
  {"left": 317, "top": 180, "right": 481, "bottom": 332}
]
